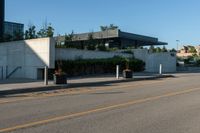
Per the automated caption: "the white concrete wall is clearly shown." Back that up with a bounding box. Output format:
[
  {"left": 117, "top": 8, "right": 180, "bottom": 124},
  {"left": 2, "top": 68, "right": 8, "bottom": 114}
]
[
  {"left": 55, "top": 48, "right": 176, "bottom": 73},
  {"left": 132, "top": 49, "right": 148, "bottom": 62},
  {"left": 56, "top": 48, "right": 133, "bottom": 60},
  {"left": 133, "top": 49, "right": 176, "bottom": 73},
  {"left": 145, "top": 52, "right": 177, "bottom": 73},
  {"left": 0, "top": 38, "right": 55, "bottom": 79}
]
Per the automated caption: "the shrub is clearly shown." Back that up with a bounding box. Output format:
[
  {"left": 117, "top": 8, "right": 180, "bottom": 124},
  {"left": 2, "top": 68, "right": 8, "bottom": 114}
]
[
  {"left": 55, "top": 57, "right": 145, "bottom": 77},
  {"left": 97, "top": 44, "right": 107, "bottom": 51},
  {"left": 86, "top": 44, "right": 96, "bottom": 50},
  {"left": 121, "top": 50, "right": 134, "bottom": 54}
]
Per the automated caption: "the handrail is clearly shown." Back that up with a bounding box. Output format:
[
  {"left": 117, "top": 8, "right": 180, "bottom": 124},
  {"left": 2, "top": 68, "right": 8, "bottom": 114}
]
[{"left": 6, "top": 66, "right": 22, "bottom": 79}]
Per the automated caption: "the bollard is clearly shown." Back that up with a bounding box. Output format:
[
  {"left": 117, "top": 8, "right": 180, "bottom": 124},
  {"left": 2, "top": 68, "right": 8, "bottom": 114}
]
[
  {"left": 116, "top": 65, "right": 119, "bottom": 79},
  {"left": 44, "top": 66, "right": 48, "bottom": 85},
  {"left": 159, "top": 64, "right": 162, "bottom": 75},
  {"left": 1, "top": 66, "right": 3, "bottom": 79}
]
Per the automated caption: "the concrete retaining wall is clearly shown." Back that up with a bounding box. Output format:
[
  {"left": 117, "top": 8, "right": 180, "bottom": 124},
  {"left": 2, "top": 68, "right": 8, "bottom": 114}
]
[
  {"left": 131, "top": 49, "right": 176, "bottom": 72},
  {"left": 146, "top": 53, "right": 176, "bottom": 73},
  {"left": 56, "top": 48, "right": 133, "bottom": 60},
  {"left": 0, "top": 38, "right": 55, "bottom": 79},
  {"left": 0, "top": 38, "right": 176, "bottom": 79},
  {"left": 55, "top": 48, "right": 176, "bottom": 73}
]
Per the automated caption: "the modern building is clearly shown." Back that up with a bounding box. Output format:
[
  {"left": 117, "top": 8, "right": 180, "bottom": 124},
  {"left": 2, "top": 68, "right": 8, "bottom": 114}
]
[
  {"left": 0, "top": 0, "right": 24, "bottom": 41},
  {"left": 4, "top": 21, "right": 24, "bottom": 37},
  {"left": 0, "top": 37, "right": 176, "bottom": 80},
  {"left": 0, "top": 0, "right": 5, "bottom": 40},
  {"left": 56, "top": 29, "right": 167, "bottom": 49}
]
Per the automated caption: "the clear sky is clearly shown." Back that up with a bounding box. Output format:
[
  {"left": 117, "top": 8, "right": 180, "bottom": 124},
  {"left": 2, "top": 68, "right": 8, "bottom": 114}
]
[{"left": 5, "top": 0, "right": 200, "bottom": 48}]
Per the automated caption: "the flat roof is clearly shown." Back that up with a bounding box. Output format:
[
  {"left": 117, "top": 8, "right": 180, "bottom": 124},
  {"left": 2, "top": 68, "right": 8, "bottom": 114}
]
[
  {"left": 56, "top": 29, "right": 167, "bottom": 46},
  {"left": 4, "top": 21, "right": 24, "bottom": 26}
]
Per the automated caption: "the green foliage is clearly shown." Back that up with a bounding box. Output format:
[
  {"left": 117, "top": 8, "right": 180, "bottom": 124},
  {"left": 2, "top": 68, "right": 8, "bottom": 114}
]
[
  {"left": 37, "top": 23, "right": 54, "bottom": 38},
  {"left": 64, "top": 31, "right": 77, "bottom": 48},
  {"left": 46, "top": 25, "right": 54, "bottom": 37},
  {"left": 86, "top": 32, "right": 96, "bottom": 50},
  {"left": 108, "top": 47, "right": 119, "bottom": 51},
  {"left": 170, "top": 48, "right": 177, "bottom": 52},
  {"left": 155, "top": 47, "right": 162, "bottom": 53},
  {"left": 25, "top": 25, "right": 37, "bottom": 39},
  {"left": 65, "top": 31, "right": 74, "bottom": 42},
  {"left": 100, "top": 24, "right": 119, "bottom": 31},
  {"left": 86, "top": 44, "right": 96, "bottom": 50},
  {"left": 196, "top": 59, "right": 200, "bottom": 66},
  {"left": 121, "top": 50, "right": 134, "bottom": 54},
  {"left": 161, "top": 46, "right": 168, "bottom": 52},
  {"left": 149, "top": 45, "right": 156, "bottom": 52},
  {"left": 55, "top": 57, "right": 145, "bottom": 77},
  {"left": 188, "top": 46, "right": 197, "bottom": 54},
  {"left": 97, "top": 44, "right": 107, "bottom": 51},
  {"left": 149, "top": 46, "right": 169, "bottom": 53}
]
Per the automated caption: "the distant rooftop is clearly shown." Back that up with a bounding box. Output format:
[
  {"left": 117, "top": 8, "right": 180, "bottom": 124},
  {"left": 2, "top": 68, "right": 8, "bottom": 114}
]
[{"left": 56, "top": 29, "right": 167, "bottom": 47}]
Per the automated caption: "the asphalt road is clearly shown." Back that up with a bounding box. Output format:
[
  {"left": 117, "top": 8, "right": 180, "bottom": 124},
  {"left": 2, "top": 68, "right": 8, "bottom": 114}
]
[{"left": 1, "top": 73, "right": 200, "bottom": 133}]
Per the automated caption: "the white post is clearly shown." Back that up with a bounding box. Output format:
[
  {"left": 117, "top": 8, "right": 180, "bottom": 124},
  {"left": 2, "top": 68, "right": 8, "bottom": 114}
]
[
  {"left": 116, "top": 65, "right": 119, "bottom": 79},
  {"left": 159, "top": 64, "right": 162, "bottom": 75},
  {"left": 44, "top": 66, "right": 48, "bottom": 85}
]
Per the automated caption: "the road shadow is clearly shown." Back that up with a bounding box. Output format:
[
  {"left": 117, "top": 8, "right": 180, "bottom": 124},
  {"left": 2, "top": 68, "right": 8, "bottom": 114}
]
[
  {"left": 0, "top": 75, "right": 175, "bottom": 97},
  {"left": 0, "top": 79, "right": 40, "bottom": 85}
]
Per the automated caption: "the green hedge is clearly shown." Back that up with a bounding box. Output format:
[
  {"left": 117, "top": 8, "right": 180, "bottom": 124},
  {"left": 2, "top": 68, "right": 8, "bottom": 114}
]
[{"left": 56, "top": 56, "right": 145, "bottom": 77}]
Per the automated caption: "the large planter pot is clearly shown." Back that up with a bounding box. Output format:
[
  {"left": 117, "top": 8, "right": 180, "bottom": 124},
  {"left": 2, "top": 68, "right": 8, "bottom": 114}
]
[
  {"left": 53, "top": 74, "right": 67, "bottom": 84},
  {"left": 123, "top": 69, "right": 133, "bottom": 79}
]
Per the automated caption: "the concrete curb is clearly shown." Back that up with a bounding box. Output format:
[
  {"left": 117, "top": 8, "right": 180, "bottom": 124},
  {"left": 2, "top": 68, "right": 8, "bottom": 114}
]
[{"left": 0, "top": 75, "right": 174, "bottom": 96}]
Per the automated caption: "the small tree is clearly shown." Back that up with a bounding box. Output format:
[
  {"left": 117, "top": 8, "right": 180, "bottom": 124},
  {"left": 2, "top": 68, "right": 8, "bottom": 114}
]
[
  {"left": 37, "top": 23, "right": 54, "bottom": 38},
  {"left": 155, "top": 47, "right": 162, "bottom": 53},
  {"left": 170, "top": 48, "right": 177, "bottom": 52},
  {"left": 161, "top": 46, "right": 168, "bottom": 52},
  {"left": 97, "top": 43, "right": 107, "bottom": 51},
  {"left": 109, "top": 24, "right": 118, "bottom": 30},
  {"left": 100, "top": 24, "right": 119, "bottom": 31},
  {"left": 25, "top": 25, "right": 37, "bottom": 39},
  {"left": 149, "top": 45, "right": 156, "bottom": 52},
  {"left": 64, "top": 31, "right": 74, "bottom": 48},
  {"left": 46, "top": 24, "right": 54, "bottom": 37},
  {"left": 100, "top": 26, "right": 108, "bottom": 31},
  {"left": 188, "top": 46, "right": 197, "bottom": 54},
  {"left": 86, "top": 33, "right": 96, "bottom": 50}
]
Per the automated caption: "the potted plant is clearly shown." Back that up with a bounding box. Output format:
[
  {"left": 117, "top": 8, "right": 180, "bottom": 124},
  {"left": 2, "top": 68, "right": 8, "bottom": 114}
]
[
  {"left": 123, "top": 58, "right": 133, "bottom": 78},
  {"left": 54, "top": 61, "right": 67, "bottom": 84}
]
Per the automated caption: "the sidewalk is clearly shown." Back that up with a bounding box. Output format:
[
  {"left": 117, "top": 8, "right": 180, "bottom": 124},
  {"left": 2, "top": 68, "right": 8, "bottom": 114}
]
[{"left": 0, "top": 73, "right": 174, "bottom": 96}]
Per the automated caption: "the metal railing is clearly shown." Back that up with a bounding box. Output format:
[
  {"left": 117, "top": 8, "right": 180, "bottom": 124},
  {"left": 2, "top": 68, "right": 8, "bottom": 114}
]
[{"left": 6, "top": 66, "right": 22, "bottom": 79}]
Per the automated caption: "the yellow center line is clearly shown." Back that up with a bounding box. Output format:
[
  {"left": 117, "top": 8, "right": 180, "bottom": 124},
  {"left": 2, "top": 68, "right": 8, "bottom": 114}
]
[
  {"left": 0, "top": 86, "right": 200, "bottom": 133},
  {"left": 0, "top": 80, "right": 164, "bottom": 105}
]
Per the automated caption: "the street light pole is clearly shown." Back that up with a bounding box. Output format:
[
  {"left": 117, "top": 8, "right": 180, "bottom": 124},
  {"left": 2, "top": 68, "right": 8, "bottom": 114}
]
[{"left": 176, "top": 40, "right": 180, "bottom": 51}]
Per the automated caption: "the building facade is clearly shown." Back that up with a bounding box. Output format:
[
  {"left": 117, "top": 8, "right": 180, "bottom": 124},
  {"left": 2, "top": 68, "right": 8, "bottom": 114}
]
[
  {"left": 0, "top": 0, "right": 24, "bottom": 41},
  {"left": 0, "top": 0, "right": 5, "bottom": 40},
  {"left": 56, "top": 29, "right": 167, "bottom": 49},
  {"left": 4, "top": 21, "right": 24, "bottom": 38}
]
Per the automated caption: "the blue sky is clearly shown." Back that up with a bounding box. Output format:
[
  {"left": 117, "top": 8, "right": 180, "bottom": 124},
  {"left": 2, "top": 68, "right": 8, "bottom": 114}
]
[{"left": 5, "top": 0, "right": 200, "bottom": 48}]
